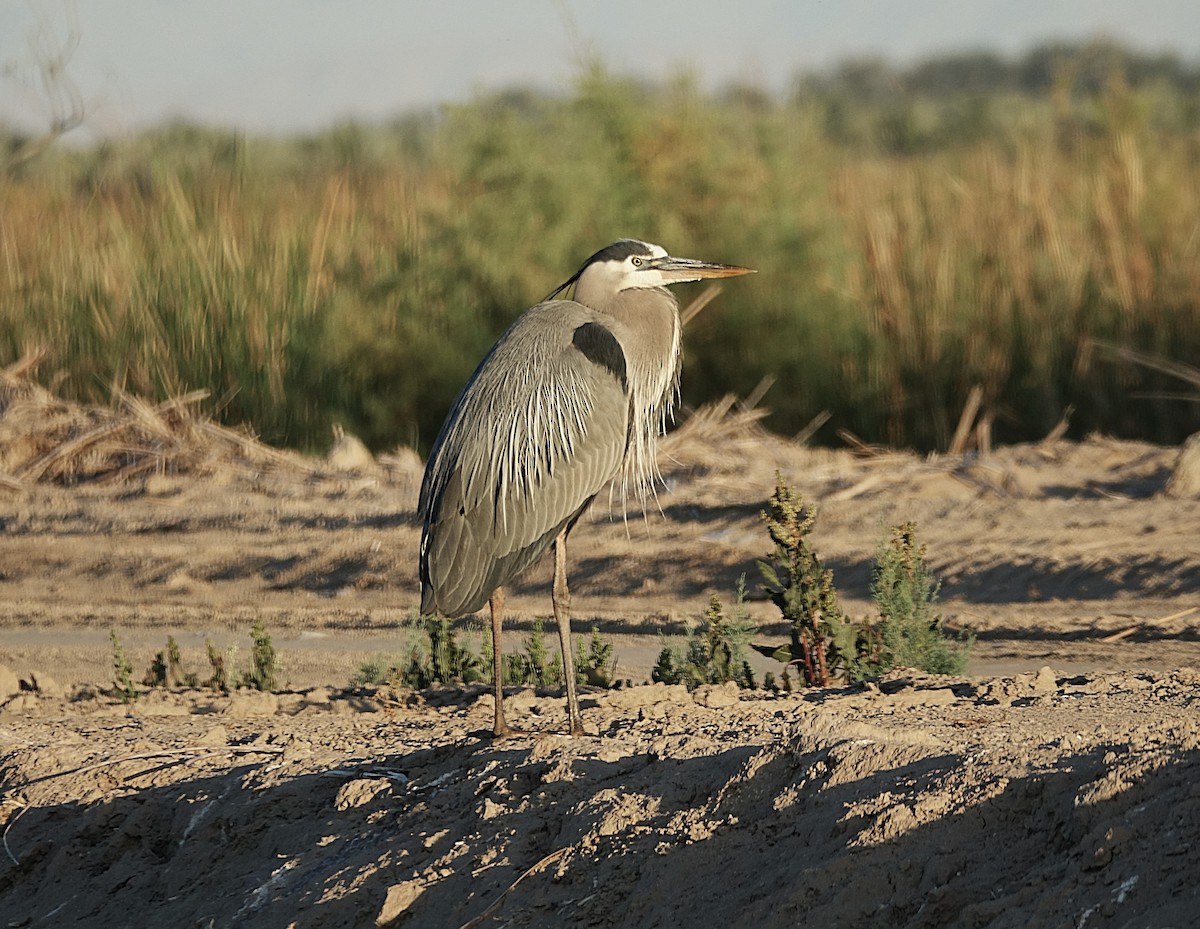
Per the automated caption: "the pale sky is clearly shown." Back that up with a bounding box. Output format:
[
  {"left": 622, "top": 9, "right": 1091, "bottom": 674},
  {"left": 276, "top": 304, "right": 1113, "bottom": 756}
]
[{"left": 2, "top": 0, "right": 1198, "bottom": 138}]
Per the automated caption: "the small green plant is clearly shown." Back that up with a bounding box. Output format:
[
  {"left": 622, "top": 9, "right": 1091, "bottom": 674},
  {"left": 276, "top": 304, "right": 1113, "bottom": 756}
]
[
  {"left": 651, "top": 644, "right": 681, "bottom": 686},
  {"left": 507, "top": 616, "right": 559, "bottom": 687},
  {"left": 757, "top": 474, "right": 847, "bottom": 686},
  {"left": 109, "top": 630, "right": 137, "bottom": 703},
  {"left": 350, "top": 656, "right": 389, "bottom": 687},
  {"left": 756, "top": 476, "right": 970, "bottom": 686},
  {"left": 143, "top": 635, "right": 199, "bottom": 688},
  {"left": 426, "top": 615, "right": 484, "bottom": 685},
  {"left": 351, "top": 617, "right": 485, "bottom": 689},
  {"left": 350, "top": 645, "right": 426, "bottom": 689},
  {"left": 144, "top": 651, "right": 167, "bottom": 688},
  {"left": 353, "top": 618, "right": 615, "bottom": 691},
  {"left": 652, "top": 584, "right": 755, "bottom": 691},
  {"left": 575, "top": 626, "right": 615, "bottom": 687},
  {"left": 241, "top": 617, "right": 280, "bottom": 691},
  {"left": 873, "top": 522, "right": 973, "bottom": 674},
  {"left": 205, "top": 638, "right": 230, "bottom": 691}
]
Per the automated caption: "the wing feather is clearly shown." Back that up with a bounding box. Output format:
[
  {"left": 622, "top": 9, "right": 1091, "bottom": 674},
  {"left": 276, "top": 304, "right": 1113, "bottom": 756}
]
[{"left": 419, "top": 301, "right": 630, "bottom": 617}]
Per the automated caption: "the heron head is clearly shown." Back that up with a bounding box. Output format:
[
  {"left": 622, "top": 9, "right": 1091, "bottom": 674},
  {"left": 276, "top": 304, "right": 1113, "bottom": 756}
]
[{"left": 548, "top": 239, "right": 755, "bottom": 303}]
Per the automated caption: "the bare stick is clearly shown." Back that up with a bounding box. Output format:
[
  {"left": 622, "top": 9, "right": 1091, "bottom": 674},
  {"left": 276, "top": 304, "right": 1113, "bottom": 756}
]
[
  {"left": 836, "top": 428, "right": 884, "bottom": 458},
  {"left": 1, "top": 348, "right": 49, "bottom": 382},
  {"left": 679, "top": 284, "right": 723, "bottom": 327},
  {"left": 948, "top": 386, "right": 983, "bottom": 456},
  {"left": 740, "top": 375, "right": 776, "bottom": 411},
  {"left": 794, "top": 410, "right": 831, "bottom": 445},
  {"left": 458, "top": 847, "right": 572, "bottom": 929},
  {"left": 1151, "top": 606, "right": 1199, "bottom": 625},
  {"left": 5, "top": 745, "right": 285, "bottom": 792},
  {"left": 2, "top": 799, "right": 29, "bottom": 865}
]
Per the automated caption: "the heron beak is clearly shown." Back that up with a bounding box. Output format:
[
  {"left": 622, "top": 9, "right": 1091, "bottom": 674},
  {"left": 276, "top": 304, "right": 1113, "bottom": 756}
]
[{"left": 650, "top": 256, "right": 756, "bottom": 283}]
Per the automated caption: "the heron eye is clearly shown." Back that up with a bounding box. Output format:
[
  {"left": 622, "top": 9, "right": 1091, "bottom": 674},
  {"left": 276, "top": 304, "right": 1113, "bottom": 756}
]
[{"left": 631, "top": 257, "right": 642, "bottom": 267}]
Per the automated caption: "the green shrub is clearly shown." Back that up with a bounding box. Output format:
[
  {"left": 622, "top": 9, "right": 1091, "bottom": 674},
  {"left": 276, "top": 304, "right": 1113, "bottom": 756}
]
[
  {"left": 241, "top": 616, "right": 280, "bottom": 691},
  {"left": 109, "top": 630, "right": 137, "bottom": 703},
  {"left": 653, "top": 583, "right": 755, "bottom": 690},
  {"left": 143, "top": 635, "right": 199, "bottom": 688},
  {"left": 426, "top": 615, "right": 484, "bottom": 685},
  {"left": 575, "top": 626, "right": 615, "bottom": 687},
  {"left": 352, "top": 617, "right": 481, "bottom": 689},
  {"left": 757, "top": 474, "right": 858, "bottom": 685},
  {"left": 757, "top": 475, "right": 970, "bottom": 686},
  {"left": 873, "top": 522, "right": 973, "bottom": 674},
  {"left": 205, "top": 638, "right": 230, "bottom": 691}
]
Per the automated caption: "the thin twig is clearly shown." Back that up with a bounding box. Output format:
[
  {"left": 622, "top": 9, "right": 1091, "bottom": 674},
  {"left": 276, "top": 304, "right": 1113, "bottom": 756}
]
[
  {"left": 2, "top": 798, "right": 29, "bottom": 866},
  {"left": 827, "top": 472, "right": 887, "bottom": 503},
  {"left": 1151, "top": 606, "right": 1199, "bottom": 624},
  {"left": 794, "top": 409, "right": 831, "bottom": 445},
  {"left": 679, "top": 284, "right": 723, "bottom": 327},
  {"left": 740, "top": 375, "right": 776, "bottom": 411},
  {"left": 1040, "top": 405, "right": 1074, "bottom": 446},
  {"left": 17, "top": 419, "right": 126, "bottom": 482},
  {"left": 457, "top": 846, "right": 572, "bottom": 929},
  {"left": 836, "top": 428, "right": 885, "bottom": 458},
  {"left": 1, "top": 349, "right": 48, "bottom": 382},
  {"left": 948, "top": 386, "right": 983, "bottom": 456},
  {"left": 1102, "top": 342, "right": 1200, "bottom": 391},
  {"left": 3, "top": 745, "right": 285, "bottom": 793},
  {"left": 197, "top": 421, "right": 317, "bottom": 471}
]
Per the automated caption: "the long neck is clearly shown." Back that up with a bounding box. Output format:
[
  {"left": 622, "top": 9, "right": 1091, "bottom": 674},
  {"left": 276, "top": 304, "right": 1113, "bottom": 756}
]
[
  {"left": 588, "top": 285, "right": 683, "bottom": 505},
  {"left": 601, "top": 286, "right": 681, "bottom": 410}
]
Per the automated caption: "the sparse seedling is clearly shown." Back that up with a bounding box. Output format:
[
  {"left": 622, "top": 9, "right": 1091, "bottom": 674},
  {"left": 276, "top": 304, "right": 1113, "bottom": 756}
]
[
  {"left": 144, "top": 651, "right": 168, "bottom": 689},
  {"left": 350, "top": 656, "right": 389, "bottom": 687},
  {"left": 241, "top": 617, "right": 279, "bottom": 691},
  {"left": 514, "top": 617, "right": 556, "bottom": 687},
  {"left": 109, "top": 630, "right": 137, "bottom": 703},
  {"left": 652, "top": 583, "right": 755, "bottom": 691},
  {"left": 144, "top": 635, "right": 198, "bottom": 688},
  {"left": 651, "top": 644, "right": 682, "bottom": 687},
  {"left": 354, "top": 617, "right": 616, "bottom": 692},
  {"left": 873, "top": 522, "right": 973, "bottom": 674},
  {"left": 205, "top": 638, "right": 230, "bottom": 691},
  {"left": 575, "top": 626, "right": 615, "bottom": 688},
  {"left": 426, "top": 615, "right": 483, "bottom": 685}
]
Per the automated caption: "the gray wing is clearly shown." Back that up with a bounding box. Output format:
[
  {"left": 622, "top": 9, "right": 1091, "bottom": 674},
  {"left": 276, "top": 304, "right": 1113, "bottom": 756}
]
[{"left": 419, "top": 301, "right": 631, "bottom": 617}]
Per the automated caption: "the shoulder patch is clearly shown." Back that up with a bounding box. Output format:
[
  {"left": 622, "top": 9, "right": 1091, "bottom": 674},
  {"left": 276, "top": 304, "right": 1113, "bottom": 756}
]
[{"left": 571, "top": 322, "right": 628, "bottom": 392}]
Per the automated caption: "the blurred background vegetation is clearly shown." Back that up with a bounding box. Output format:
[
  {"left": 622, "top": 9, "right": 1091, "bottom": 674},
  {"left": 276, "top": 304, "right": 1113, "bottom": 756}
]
[{"left": 2, "top": 40, "right": 1199, "bottom": 454}]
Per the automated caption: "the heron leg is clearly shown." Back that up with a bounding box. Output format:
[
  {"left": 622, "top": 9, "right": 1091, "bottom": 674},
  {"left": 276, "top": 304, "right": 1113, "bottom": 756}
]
[
  {"left": 489, "top": 587, "right": 517, "bottom": 738},
  {"left": 553, "top": 531, "right": 584, "bottom": 735}
]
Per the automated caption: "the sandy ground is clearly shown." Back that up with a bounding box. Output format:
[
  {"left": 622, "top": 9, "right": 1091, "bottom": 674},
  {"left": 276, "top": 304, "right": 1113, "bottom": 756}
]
[{"left": 2, "top": 397, "right": 1199, "bottom": 927}]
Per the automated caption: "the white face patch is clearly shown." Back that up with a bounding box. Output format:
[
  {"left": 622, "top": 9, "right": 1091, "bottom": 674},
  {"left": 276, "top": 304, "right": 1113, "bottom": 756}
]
[{"left": 600, "top": 241, "right": 670, "bottom": 292}]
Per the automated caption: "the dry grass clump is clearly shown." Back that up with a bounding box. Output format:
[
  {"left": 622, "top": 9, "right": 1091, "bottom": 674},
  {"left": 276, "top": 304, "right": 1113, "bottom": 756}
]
[
  {"left": 658, "top": 394, "right": 773, "bottom": 474},
  {"left": 0, "top": 353, "right": 312, "bottom": 488}
]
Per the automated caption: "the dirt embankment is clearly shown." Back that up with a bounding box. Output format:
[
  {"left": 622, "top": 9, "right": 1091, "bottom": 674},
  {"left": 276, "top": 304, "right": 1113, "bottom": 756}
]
[
  {"left": 1, "top": 371, "right": 1199, "bottom": 926},
  {"left": 2, "top": 668, "right": 1199, "bottom": 928}
]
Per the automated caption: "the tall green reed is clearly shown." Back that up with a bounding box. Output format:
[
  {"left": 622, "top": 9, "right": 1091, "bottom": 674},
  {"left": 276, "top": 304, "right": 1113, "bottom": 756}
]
[{"left": 2, "top": 69, "right": 1198, "bottom": 454}]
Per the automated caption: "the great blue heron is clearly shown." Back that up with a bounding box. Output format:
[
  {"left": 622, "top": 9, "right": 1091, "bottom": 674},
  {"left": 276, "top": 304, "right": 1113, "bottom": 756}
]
[{"left": 418, "top": 239, "right": 754, "bottom": 736}]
